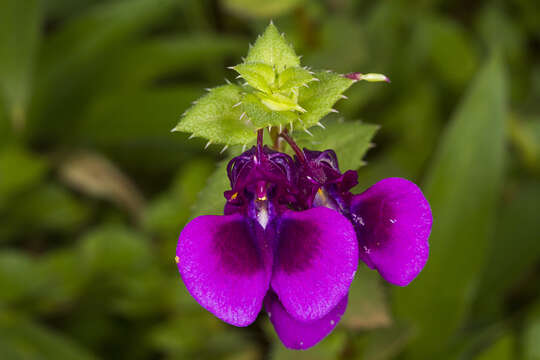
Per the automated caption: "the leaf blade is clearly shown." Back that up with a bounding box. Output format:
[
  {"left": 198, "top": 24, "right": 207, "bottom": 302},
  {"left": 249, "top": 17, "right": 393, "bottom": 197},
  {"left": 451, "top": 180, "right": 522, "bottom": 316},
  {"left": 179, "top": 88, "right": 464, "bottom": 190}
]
[
  {"left": 245, "top": 23, "right": 300, "bottom": 72},
  {"left": 174, "top": 85, "right": 256, "bottom": 145},
  {"left": 393, "top": 55, "right": 507, "bottom": 358},
  {"left": 298, "top": 72, "right": 354, "bottom": 129},
  {"left": 294, "top": 119, "right": 379, "bottom": 171},
  {"left": 0, "top": 0, "right": 43, "bottom": 129}
]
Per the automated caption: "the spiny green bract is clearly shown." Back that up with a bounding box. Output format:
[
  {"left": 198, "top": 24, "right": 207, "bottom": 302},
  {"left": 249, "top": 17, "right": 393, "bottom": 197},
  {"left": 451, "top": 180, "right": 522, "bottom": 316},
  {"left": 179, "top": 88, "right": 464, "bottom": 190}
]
[{"left": 172, "top": 23, "right": 356, "bottom": 147}]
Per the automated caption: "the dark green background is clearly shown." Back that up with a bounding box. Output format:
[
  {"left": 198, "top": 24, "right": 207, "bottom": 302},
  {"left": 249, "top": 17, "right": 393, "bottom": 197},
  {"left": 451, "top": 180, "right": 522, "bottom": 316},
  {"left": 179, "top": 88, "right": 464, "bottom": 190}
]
[{"left": 1, "top": 0, "right": 539, "bottom": 359}]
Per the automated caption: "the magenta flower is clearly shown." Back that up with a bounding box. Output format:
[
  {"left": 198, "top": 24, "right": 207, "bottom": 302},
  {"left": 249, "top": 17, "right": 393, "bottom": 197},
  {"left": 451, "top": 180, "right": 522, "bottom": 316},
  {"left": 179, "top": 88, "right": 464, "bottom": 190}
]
[
  {"left": 176, "top": 140, "right": 358, "bottom": 349},
  {"left": 176, "top": 132, "right": 432, "bottom": 350}
]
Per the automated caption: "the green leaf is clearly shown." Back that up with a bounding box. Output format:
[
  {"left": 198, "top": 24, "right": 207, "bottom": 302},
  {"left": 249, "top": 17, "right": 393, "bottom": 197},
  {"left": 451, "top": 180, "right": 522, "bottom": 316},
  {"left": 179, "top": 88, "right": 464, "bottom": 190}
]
[
  {"left": 421, "top": 17, "right": 478, "bottom": 89},
  {"left": 31, "top": 0, "right": 182, "bottom": 140},
  {"left": 0, "top": 0, "right": 43, "bottom": 130},
  {"left": 35, "top": 249, "right": 91, "bottom": 312},
  {"left": 393, "top": 56, "right": 506, "bottom": 358},
  {"left": 294, "top": 119, "right": 379, "bottom": 171},
  {"left": 0, "top": 184, "right": 92, "bottom": 241},
  {"left": 78, "top": 86, "right": 203, "bottom": 173},
  {"left": 245, "top": 23, "right": 300, "bottom": 72},
  {"left": 278, "top": 66, "right": 315, "bottom": 91},
  {"left": 174, "top": 84, "right": 256, "bottom": 146},
  {"left": 223, "top": 0, "right": 305, "bottom": 18},
  {"left": 298, "top": 71, "right": 354, "bottom": 129},
  {"left": 190, "top": 156, "right": 233, "bottom": 218},
  {"left": 101, "top": 35, "right": 245, "bottom": 90},
  {"left": 17, "top": 184, "right": 91, "bottom": 231},
  {"left": 0, "top": 146, "right": 48, "bottom": 207},
  {"left": 79, "top": 225, "right": 151, "bottom": 275},
  {"left": 0, "top": 251, "right": 40, "bottom": 304},
  {"left": 242, "top": 93, "right": 297, "bottom": 128},
  {"left": 524, "top": 302, "right": 540, "bottom": 360},
  {"left": 510, "top": 115, "right": 540, "bottom": 172},
  {"left": 233, "top": 62, "right": 275, "bottom": 93},
  {"left": 149, "top": 314, "right": 253, "bottom": 359},
  {"left": 270, "top": 329, "right": 347, "bottom": 360},
  {"left": 0, "top": 312, "right": 98, "bottom": 360},
  {"left": 143, "top": 160, "right": 214, "bottom": 236},
  {"left": 255, "top": 92, "right": 306, "bottom": 113},
  {"left": 472, "top": 179, "right": 540, "bottom": 321},
  {"left": 474, "top": 335, "right": 515, "bottom": 360}
]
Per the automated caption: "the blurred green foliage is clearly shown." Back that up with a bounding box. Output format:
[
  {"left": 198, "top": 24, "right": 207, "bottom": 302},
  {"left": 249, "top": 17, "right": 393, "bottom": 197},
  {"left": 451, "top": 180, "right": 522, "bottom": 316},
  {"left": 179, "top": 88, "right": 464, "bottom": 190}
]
[{"left": 0, "top": 0, "right": 539, "bottom": 359}]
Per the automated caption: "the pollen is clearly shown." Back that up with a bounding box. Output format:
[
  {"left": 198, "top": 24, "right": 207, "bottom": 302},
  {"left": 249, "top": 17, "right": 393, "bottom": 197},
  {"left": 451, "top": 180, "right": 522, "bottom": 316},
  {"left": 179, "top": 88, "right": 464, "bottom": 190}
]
[
  {"left": 175, "top": 256, "right": 180, "bottom": 264},
  {"left": 230, "top": 192, "right": 238, "bottom": 200}
]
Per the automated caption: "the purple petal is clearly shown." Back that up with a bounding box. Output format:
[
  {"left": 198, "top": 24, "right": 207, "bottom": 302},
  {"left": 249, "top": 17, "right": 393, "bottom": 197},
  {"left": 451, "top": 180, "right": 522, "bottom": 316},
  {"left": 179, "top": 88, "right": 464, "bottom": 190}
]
[
  {"left": 271, "top": 207, "right": 358, "bottom": 321},
  {"left": 350, "top": 178, "right": 432, "bottom": 286},
  {"left": 176, "top": 214, "right": 272, "bottom": 326},
  {"left": 265, "top": 291, "right": 348, "bottom": 350}
]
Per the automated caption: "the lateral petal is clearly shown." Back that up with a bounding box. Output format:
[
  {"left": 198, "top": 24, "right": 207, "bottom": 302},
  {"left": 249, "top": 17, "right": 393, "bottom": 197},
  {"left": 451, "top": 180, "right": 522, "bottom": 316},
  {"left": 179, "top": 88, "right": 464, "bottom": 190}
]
[
  {"left": 176, "top": 214, "right": 272, "bottom": 326},
  {"left": 350, "top": 177, "right": 432, "bottom": 286}
]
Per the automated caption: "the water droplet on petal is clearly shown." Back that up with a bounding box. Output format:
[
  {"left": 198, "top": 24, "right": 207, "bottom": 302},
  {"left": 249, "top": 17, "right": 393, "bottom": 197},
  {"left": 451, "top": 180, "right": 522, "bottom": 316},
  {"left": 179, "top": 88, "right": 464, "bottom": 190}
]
[
  {"left": 330, "top": 320, "right": 335, "bottom": 325},
  {"left": 268, "top": 312, "right": 271, "bottom": 318},
  {"left": 389, "top": 218, "right": 397, "bottom": 224}
]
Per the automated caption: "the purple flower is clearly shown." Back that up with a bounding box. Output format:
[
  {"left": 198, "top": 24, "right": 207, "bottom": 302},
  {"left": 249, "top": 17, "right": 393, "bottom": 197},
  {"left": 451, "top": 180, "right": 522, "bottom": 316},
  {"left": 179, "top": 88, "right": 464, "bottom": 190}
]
[
  {"left": 176, "top": 131, "right": 432, "bottom": 350},
  {"left": 176, "top": 141, "right": 358, "bottom": 349}
]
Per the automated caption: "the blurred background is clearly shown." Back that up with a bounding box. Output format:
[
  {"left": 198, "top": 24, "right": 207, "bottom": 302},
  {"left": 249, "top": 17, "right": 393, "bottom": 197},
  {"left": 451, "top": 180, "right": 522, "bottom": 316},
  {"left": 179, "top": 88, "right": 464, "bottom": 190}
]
[{"left": 1, "top": 0, "right": 539, "bottom": 359}]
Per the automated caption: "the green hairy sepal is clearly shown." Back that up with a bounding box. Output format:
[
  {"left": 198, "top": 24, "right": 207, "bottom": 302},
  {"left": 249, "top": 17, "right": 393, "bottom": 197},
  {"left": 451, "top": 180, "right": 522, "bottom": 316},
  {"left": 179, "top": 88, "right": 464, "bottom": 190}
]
[{"left": 173, "top": 23, "right": 365, "bottom": 147}]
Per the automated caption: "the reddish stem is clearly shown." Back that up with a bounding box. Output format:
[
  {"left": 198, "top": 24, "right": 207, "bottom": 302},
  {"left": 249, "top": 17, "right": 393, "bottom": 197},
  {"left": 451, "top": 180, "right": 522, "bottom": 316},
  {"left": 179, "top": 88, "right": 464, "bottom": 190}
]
[{"left": 279, "top": 129, "right": 306, "bottom": 163}]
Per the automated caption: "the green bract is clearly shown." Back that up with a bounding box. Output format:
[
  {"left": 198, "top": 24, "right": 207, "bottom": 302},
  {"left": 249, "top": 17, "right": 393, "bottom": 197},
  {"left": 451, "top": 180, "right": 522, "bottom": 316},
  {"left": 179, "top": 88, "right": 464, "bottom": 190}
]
[
  {"left": 172, "top": 85, "right": 255, "bottom": 146},
  {"left": 173, "top": 23, "right": 376, "bottom": 147}
]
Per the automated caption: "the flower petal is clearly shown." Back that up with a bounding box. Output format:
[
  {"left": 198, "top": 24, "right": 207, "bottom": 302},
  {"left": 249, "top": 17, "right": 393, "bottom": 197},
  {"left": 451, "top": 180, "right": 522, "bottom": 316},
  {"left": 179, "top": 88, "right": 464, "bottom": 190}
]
[
  {"left": 271, "top": 207, "right": 358, "bottom": 321},
  {"left": 265, "top": 291, "right": 348, "bottom": 350},
  {"left": 176, "top": 214, "right": 272, "bottom": 326},
  {"left": 350, "top": 177, "right": 432, "bottom": 286}
]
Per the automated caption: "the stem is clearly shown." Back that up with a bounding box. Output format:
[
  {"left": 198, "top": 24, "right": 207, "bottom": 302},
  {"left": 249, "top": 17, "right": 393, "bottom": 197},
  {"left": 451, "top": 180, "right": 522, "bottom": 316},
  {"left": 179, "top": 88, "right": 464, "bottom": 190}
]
[
  {"left": 256, "top": 129, "right": 264, "bottom": 163},
  {"left": 279, "top": 129, "right": 306, "bottom": 163},
  {"left": 270, "top": 127, "right": 280, "bottom": 150}
]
